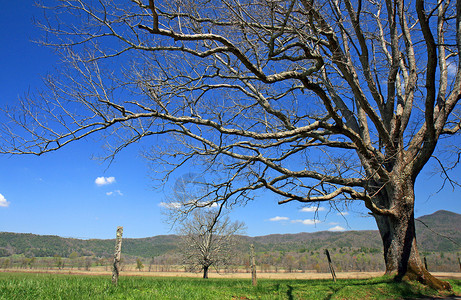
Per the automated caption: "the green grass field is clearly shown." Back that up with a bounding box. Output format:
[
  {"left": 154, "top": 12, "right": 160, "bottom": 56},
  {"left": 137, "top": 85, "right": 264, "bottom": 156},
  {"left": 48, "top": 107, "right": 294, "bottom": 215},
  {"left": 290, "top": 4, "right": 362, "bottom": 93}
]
[{"left": 0, "top": 272, "right": 459, "bottom": 299}]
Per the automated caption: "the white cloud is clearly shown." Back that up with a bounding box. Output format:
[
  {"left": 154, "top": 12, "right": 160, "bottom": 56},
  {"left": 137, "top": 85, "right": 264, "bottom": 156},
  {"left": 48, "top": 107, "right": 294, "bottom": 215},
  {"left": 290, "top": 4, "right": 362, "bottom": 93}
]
[
  {"left": 329, "top": 222, "right": 339, "bottom": 225},
  {"left": 106, "top": 190, "right": 123, "bottom": 196},
  {"left": 95, "top": 176, "right": 116, "bottom": 186},
  {"left": 300, "top": 207, "right": 325, "bottom": 212},
  {"left": 159, "top": 202, "right": 182, "bottom": 209},
  {"left": 329, "top": 225, "right": 346, "bottom": 232},
  {"left": 337, "top": 211, "right": 349, "bottom": 216},
  {"left": 269, "top": 216, "right": 289, "bottom": 222},
  {"left": 0, "top": 194, "right": 9, "bottom": 208},
  {"left": 194, "top": 200, "right": 219, "bottom": 208},
  {"left": 291, "top": 219, "right": 319, "bottom": 225}
]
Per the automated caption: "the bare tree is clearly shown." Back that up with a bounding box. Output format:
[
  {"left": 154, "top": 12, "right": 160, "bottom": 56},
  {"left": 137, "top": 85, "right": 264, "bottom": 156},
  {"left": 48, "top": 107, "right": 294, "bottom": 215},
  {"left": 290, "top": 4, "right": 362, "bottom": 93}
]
[
  {"left": 1, "top": 0, "right": 460, "bottom": 289},
  {"left": 176, "top": 209, "right": 245, "bottom": 279}
]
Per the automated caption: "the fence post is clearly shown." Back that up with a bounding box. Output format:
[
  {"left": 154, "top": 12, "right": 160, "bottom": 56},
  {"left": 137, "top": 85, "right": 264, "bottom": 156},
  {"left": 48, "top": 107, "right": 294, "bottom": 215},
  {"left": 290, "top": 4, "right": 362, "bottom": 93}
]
[
  {"left": 250, "top": 244, "right": 257, "bottom": 286},
  {"left": 325, "top": 249, "right": 336, "bottom": 282},
  {"left": 112, "top": 226, "right": 123, "bottom": 286},
  {"left": 424, "top": 256, "right": 428, "bottom": 271}
]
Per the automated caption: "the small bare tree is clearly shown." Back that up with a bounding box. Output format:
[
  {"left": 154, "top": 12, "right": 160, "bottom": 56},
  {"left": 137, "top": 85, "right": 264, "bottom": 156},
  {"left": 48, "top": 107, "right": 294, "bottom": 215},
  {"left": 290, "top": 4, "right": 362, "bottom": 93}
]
[{"left": 177, "top": 209, "right": 245, "bottom": 279}]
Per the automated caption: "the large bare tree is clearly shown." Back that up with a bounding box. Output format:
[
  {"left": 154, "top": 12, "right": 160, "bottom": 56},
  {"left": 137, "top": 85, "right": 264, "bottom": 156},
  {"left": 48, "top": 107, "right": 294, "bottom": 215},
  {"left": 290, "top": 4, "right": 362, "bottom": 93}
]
[{"left": 1, "top": 0, "right": 460, "bottom": 289}]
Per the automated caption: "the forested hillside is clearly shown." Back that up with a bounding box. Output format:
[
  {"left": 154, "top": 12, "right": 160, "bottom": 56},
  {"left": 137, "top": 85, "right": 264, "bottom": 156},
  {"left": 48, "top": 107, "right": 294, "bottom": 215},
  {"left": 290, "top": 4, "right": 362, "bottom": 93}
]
[
  {"left": 416, "top": 210, "right": 461, "bottom": 252},
  {"left": 0, "top": 210, "right": 459, "bottom": 259},
  {"left": 0, "top": 233, "right": 179, "bottom": 259}
]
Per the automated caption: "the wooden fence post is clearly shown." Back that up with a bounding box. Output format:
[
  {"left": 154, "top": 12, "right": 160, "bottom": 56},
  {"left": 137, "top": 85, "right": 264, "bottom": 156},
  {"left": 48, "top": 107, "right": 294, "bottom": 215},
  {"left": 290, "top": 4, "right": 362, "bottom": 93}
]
[
  {"left": 325, "top": 249, "right": 336, "bottom": 282},
  {"left": 250, "top": 244, "right": 257, "bottom": 286},
  {"left": 112, "top": 226, "right": 123, "bottom": 286},
  {"left": 458, "top": 257, "right": 461, "bottom": 272},
  {"left": 424, "top": 256, "right": 428, "bottom": 271}
]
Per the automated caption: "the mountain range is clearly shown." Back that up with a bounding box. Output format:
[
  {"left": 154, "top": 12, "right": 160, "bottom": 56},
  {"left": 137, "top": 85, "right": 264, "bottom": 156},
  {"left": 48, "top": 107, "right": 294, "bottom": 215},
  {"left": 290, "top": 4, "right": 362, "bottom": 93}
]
[{"left": 0, "top": 210, "right": 459, "bottom": 258}]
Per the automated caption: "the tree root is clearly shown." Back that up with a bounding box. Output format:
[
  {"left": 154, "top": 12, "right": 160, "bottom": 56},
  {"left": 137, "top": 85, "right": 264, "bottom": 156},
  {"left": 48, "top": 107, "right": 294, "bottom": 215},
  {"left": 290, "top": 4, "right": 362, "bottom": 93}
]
[{"left": 395, "top": 262, "right": 452, "bottom": 291}]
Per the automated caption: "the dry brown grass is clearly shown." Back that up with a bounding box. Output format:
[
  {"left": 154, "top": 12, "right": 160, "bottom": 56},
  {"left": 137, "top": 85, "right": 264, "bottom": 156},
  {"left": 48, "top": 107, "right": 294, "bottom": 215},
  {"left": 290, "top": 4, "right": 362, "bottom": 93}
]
[{"left": 2, "top": 268, "right": 460, "bottom": 280}]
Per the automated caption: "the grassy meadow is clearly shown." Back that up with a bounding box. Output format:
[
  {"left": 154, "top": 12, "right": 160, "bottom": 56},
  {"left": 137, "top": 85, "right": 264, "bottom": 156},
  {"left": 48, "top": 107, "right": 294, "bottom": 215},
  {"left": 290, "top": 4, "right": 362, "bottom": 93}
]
[{"left": 0, "top": 272, "right": 459, "bottom": 299}]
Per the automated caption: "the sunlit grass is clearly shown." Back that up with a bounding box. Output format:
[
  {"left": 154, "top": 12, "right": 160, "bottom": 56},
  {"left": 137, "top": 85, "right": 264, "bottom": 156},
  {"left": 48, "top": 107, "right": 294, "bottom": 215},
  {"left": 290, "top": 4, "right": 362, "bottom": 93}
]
[{"left": 0, "top": 272, "right": 459, "bottom": 299}]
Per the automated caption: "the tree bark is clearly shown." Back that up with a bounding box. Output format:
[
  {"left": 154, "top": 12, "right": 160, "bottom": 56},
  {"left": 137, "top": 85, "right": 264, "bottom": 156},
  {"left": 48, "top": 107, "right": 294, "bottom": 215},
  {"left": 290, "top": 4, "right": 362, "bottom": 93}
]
[{"left": 373, "top": 178, "right": 451, "bottom": 290}]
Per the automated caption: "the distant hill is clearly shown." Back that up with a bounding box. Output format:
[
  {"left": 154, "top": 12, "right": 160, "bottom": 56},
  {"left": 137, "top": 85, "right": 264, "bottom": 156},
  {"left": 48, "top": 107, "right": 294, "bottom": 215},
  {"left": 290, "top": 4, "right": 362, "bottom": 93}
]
[
  {"left": 0, "top": 210, "right": 459, "bottom": 258},
  {"left": 415, "top": 210, "right": 461, "bottom": 252},
  {"left": 0, "top": 233, "right": 179, "bottom": 258},
  {"left": 244, "top": 230, "right": 382, "bottom": 253}
]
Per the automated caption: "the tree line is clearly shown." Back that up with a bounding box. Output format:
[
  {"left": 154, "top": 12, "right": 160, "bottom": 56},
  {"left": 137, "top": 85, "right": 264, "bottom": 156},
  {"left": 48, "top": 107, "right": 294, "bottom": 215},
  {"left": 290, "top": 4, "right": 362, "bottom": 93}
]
[{"left": 1, "top": 247, "right": 460, "bottom": 274}]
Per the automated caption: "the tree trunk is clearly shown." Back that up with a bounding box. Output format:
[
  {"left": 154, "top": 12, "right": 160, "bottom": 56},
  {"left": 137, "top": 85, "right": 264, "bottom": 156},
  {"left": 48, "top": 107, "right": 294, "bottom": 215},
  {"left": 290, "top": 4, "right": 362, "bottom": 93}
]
[
  {"left": 373, "top": 178, "right": 451, "bottom": 291},
  {"left": 203, "top": 265, "right": 209, "bottom": 279}
]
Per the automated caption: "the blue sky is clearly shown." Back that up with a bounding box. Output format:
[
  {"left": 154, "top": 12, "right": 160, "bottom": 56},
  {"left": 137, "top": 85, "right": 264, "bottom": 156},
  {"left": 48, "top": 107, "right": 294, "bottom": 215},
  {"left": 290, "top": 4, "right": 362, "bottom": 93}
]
[{"left": 0, "top": 1, "right": 460, "bottom": 239}]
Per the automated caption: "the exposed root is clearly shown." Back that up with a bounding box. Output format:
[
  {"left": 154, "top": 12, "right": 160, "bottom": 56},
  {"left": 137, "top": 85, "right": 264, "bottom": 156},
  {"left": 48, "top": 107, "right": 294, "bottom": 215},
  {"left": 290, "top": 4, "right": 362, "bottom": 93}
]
[{"left": 395, "top": 262, "right": 452, "bottom": 291}]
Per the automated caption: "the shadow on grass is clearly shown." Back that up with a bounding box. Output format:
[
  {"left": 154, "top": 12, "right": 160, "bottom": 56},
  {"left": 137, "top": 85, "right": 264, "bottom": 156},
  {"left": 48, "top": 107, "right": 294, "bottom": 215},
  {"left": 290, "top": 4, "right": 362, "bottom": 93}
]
[
  {"left": 325, "top": 286, "right": 344, "bottom": 300},
  {"left": 286, "top": 284, "right": 293, "bottom": 300},
  {"left": 262, "top": 276, "right": 455, "bottom": 300}
]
